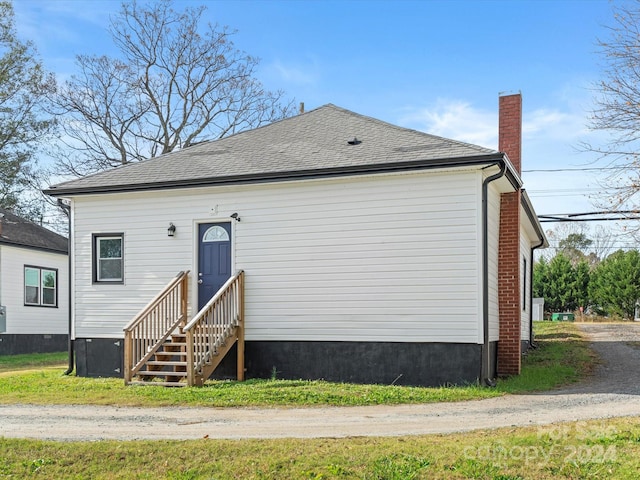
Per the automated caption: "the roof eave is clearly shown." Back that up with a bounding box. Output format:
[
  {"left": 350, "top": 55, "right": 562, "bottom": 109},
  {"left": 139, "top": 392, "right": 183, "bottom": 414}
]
[
  {"left": 45, "top": 152, "right": 510, "bottom": 197},
  {"left": 0, "top": 238, "right": 68, "bottom": 255},
  {"left": 521, "top": 189, "right": 549, "bottom": 248}
]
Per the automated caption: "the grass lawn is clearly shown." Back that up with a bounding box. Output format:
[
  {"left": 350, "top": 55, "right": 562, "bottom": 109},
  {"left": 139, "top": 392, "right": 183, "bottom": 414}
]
[
  {"left": 0, "top": 417, "right": 638, "bottom": 479},
  {"left": 0, "top": 322, "right": 636, "bottom": 479},
  {"left": 0, "top": 321, "right": 593, "bottom": 407},
  {"left": 0, "top": 351, "right": 67, "bottom": 373}
]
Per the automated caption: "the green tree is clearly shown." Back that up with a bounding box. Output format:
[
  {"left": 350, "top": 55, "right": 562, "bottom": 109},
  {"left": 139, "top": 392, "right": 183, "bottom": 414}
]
[
  {"left": 590, "top": 249, "right": 640, "bottom": 319},
  {"left": 533, "top": 256, "right": 549, "bottom": 301},
  {"left": 52, "top": 0, "right": 294, "bottom": 177},
  {"left": 547, "top": 254, "right": 577, "bottom": 312},
  {"left": 0, "top": 0, "right": 55, "bottom": 218},
  {"left": 534, "top": 253, "right": 590, "bottom": 314},
  {"left": 573, "top": 260, "right": 591, "bottom": 311}
]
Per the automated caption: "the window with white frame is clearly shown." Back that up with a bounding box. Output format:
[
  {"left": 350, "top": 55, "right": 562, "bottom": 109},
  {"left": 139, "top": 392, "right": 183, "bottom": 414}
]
[
  {"left": 93, "top": 234, "right": 124, "bottom": 283},
  {"left": 24, "top": 266, "right": 58, "bottom": 307}
]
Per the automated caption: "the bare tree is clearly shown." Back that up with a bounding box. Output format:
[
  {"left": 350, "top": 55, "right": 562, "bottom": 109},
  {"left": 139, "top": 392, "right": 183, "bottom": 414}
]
[
  {"left": 0, "top": 0, "right": 56, "bottom": 220},
  {"left": 590, "top": 224, "right": 615, "bottom": 260},
  {"left": 585, "top": 1, "right": 640, "bottom": 217},
  {"left": 52, "top": 0, "right": 294, "bottom": 177},
  {"left": 542, "top": 223, "right": 614, "bottom": 267},
  {"left": 543, "top": 223, "right": 588, "bottom": 259}
]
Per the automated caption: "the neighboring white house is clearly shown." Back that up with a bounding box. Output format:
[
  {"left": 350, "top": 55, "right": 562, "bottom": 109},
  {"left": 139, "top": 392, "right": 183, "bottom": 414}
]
[
  {"left": 0, "top": 208, "right": 69, "bottom": 354},
  {"left": 45, "top": 95, "right": 547, "bottom": 386}
]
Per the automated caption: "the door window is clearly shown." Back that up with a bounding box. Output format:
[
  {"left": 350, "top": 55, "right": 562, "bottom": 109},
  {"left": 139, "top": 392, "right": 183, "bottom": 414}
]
[{"left": 202, "top": 225, "right": 229, "bottom": 242}]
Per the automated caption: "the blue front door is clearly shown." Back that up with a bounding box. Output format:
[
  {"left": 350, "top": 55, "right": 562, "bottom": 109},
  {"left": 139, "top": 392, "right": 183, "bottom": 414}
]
[{"left": 198, "top": 223, "right": 232, "bottom": 310}]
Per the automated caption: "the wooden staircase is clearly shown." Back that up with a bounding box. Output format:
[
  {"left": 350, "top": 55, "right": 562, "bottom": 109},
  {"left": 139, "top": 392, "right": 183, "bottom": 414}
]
[
  {"left": 129, "top": 331, "right": 189, "bottom": 386},
  {"left": 123, "top": 270, "right": 245, "bottom": 387}
]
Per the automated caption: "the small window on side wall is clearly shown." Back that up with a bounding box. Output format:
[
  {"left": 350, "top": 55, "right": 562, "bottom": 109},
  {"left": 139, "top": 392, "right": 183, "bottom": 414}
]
[
  {"left": 24, "top": 266, "right": 58, "bottom": 307},
  {"left": 93, "top": 233, "right": 124, "bottom": 283},
  {"left": 523, "top": 256, "right": 527, "bottom": 311}
]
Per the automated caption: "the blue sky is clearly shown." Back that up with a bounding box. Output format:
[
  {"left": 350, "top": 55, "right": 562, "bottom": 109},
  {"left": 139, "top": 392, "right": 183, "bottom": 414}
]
[{"left": 12, "top": 0, "right": 627, "bottom": 242}]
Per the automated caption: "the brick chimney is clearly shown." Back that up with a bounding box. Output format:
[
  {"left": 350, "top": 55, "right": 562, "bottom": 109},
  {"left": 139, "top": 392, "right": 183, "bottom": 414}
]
[
  {"left": 498, "top": 94, "right": 522, "bottom": 174},
  {"left": 497, "top": 93, "right": 522, "bottom": 376}
]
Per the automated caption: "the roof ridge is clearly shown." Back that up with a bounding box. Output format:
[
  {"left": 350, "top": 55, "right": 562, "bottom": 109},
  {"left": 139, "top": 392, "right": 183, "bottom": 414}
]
[
  {"left": 48, "top": 104, "right": 348, "bottom": 190},
  {"left": 186, "top": 103, "right": 338, "bottom": 147},
  {"left": 45, "top": 104, "right": 502, "bottom": 197}
]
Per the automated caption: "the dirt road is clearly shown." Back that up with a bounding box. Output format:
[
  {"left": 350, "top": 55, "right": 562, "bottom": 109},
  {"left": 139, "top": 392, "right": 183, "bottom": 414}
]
[{"left": 1, "top": 323, "right": 639, "bottom": 441}]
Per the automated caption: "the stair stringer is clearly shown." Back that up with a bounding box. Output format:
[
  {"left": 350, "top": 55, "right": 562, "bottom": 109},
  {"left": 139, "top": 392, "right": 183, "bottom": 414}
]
[{"left": 192, "top": 326, "right": 239, "bottom": 386}]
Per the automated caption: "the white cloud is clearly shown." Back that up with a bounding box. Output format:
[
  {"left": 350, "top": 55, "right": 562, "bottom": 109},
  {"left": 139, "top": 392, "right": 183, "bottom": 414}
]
[
  {"left": 395, "top": 97, "right": 609, "bottom": 217},
  {"left": 398, "top": 98, "right": 595, "bottom": 152},
  {"left": 13, "top": 1, "right": 113, "bottom": 47},
  {"left": 266, "top": 59, "right": 320, "bottom": 87},
  {"left": 524, "top": 108, "right": 590, "bottom": 142},
  {"left": 398, "top": 99, "right": 497, "bottom": 148}
]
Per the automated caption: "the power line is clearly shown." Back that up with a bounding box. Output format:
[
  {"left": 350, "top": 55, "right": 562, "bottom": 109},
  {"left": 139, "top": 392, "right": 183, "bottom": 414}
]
[
  {"left": 528, "top": 191, "right": 604, "bottom": 198},
  {"left": 538, "top": 210, "right": 640, "bottom": 223},
  {"left": 523, "top": 166, "right": 623, "bottom": 173},
  {"left": 541, "top": 217, "right": 638, "bottom": 223},
  {"left": 528, "top": 188, "right": 604, "bottom": 193}
]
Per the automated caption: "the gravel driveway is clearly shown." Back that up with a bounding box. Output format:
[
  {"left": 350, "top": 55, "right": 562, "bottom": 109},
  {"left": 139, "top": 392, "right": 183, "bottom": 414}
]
[{"left": 1, "top": 323, "right": 639, "bottom": 441}]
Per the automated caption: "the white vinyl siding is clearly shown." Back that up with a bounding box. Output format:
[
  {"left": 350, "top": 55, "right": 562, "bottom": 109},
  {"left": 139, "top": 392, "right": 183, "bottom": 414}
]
[
  {"left": 0, "top": 245, "right": 68, "bottom": 334},
  {"left": 486, "top": 185, "right": 501, "bottom": 342},
  {"left": 71, "top": 169, "right": 486, "bottom": 342},
  {"left": 520, "top": 223, "right": 532, "bottom": 342}
]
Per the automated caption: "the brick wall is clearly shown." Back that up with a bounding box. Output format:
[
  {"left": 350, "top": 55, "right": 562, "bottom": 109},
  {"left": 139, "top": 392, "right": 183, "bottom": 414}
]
[
  {"left": 498, "top": 94, "right": 522, "bottom": 174},
  {"left": 497, "top": 93, "right": 522, "bottom": 376},
  {"left": 498, "top": 190, "right": 522, "bottom": 375}
]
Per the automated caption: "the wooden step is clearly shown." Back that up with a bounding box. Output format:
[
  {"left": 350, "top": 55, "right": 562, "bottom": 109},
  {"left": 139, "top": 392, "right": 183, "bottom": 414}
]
[
  {"left": 156, "top": 348, "right": 186, "bottom": 354},
  {"left": 128, "top": 380, "right": 186, "bottom": 387},
  {"left": 155, "top": 352, "right": 187, "bottom": 362},
  {"left": 146, "top": 360, "right": 187, "bottom": 367},
  {"left": 137, "top": 370, "right": 187, "bottom": 377}
]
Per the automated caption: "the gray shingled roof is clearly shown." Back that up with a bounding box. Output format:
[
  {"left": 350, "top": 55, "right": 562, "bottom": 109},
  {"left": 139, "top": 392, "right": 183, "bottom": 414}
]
[
  {"left": 0, "top": 208, "right": 68, "bottom": 254},
  {"left": 46, "top": 104, "right": 503, "bottom": 196}
]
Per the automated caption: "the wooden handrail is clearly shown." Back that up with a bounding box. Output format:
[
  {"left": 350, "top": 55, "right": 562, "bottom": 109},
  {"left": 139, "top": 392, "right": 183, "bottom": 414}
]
[
  {"left": 124, "top": 271, "right": 189, "bottom": 333},
  {"left": 184, "top": 270, "right": 244, "bottom": 386},
  {"left": 123, "top": 271, "right": 189, "bottom": 384},
  {"left": 183, "top": 271, "right": 242, "bottom": 331}
]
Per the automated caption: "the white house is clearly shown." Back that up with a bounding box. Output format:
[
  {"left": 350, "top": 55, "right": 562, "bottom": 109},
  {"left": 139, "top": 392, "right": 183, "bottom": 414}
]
[
  {"left": 45, "top": 94, "right": 547, "bottom": 386},
  {"left": 0, "top": 208, "right": 69, "bottom": 354}
]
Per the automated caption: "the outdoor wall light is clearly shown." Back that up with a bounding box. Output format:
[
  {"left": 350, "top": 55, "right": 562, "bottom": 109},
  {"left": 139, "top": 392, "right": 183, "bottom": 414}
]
[
  {"left": 167, "top": 222, "right": 176, "bottom": 237},
  {"left": 230, "top": 212, "right": 241, "bottom": 222}
]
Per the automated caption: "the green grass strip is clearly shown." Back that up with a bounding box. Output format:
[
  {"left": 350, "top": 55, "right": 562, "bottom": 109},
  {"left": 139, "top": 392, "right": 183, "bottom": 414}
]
[
  {"left": 0, "top": 322, "right": 592, "bottom": 407},
  {"left": 0, "top": 417, "right": 638, "bottom": 479},
  {"left": 0, "top": 351, "right": 67, "bottom": 373}
]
